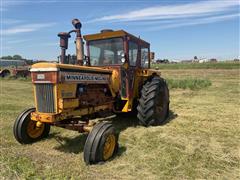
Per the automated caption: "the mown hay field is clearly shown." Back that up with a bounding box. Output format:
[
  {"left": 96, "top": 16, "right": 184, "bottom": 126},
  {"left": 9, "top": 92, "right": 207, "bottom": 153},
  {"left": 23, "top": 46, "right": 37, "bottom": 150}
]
[{"left": 0, "top": 68, "right": 239, "bottom": 179}]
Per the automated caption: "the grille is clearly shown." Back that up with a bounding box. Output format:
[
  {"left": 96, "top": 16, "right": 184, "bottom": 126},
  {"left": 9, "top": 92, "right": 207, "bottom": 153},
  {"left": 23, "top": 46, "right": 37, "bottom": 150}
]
[{"left": 35, "top": 84, "right": 55, "bottom": 113}]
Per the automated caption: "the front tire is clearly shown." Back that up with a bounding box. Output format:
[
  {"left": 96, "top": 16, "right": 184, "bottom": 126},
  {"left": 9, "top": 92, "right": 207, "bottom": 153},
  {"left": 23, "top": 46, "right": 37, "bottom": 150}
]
[
  {"left": 137, "top": 76, "right": 169, "bottom": 126},
  {"left": 13, "top": 108, "right": 50, "bottom": 144},
  {"left": 83, "top": 121, "right": 118, "bottom": 165}
]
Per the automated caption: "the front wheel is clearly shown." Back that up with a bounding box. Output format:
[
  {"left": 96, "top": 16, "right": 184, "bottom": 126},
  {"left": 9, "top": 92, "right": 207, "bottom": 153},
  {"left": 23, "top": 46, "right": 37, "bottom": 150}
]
[
  {"left": 83, "top": 121, "right": 118, "bottom": 165},
  {"left": 13, "top": 108, "right": 50, "bottom": 144}
]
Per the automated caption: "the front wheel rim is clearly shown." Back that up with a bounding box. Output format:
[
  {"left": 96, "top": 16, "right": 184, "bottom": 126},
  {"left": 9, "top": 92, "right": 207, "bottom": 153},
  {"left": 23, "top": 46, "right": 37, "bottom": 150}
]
[
  {"left": 27, "top": 120, "right": 45, "bottom": 139},
  {"left": 103, "top": 134, "right": 116, "bottom": 160}
]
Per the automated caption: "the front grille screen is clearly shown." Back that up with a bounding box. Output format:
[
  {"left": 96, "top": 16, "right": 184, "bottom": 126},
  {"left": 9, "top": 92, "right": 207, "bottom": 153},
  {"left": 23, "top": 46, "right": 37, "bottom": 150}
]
[{"left": 35, "top": 84, "right": 55, "bottom": 113}]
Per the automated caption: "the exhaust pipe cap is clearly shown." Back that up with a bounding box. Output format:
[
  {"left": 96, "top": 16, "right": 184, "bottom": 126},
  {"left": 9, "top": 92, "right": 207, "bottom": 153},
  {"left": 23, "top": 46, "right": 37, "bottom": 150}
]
[{"left": 72, "top": 19, "right": 82, "bottom": 29}]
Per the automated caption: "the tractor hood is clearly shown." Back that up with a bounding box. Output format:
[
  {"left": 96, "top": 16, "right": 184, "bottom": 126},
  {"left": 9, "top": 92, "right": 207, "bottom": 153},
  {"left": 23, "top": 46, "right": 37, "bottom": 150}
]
[
  {"left": 30, "top": 62, "right": 112, "bottom": 84},
  {"left": 31, "top": 62, "right": 112, "bottom": 74}
]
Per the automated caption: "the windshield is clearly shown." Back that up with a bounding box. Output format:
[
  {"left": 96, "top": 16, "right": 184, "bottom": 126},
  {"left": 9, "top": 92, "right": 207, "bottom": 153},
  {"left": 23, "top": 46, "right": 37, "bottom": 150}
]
[{"left": 88, "top": 38, "right": 124, "bottom": 66}]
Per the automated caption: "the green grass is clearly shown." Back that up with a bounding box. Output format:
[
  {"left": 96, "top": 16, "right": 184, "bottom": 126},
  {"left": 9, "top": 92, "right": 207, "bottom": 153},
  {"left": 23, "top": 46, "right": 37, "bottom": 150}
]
[
  {"left": 0, "top": 69, "right": 240, "bottom": 179},
  {"left": 151, "top": 61, "right": 240, "bottom": 69},
  {"left": 0, "top": 76, "right": 31, "bottom": 81},
  {"left": 167, "top": 78, "right": 211, "bottom": 90}
]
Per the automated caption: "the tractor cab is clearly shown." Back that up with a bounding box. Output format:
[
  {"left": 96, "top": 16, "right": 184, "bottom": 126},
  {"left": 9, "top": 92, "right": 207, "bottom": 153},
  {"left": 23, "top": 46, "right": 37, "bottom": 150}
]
[{"left": 84, "top": 30, "right": 151, "bottom": 68}]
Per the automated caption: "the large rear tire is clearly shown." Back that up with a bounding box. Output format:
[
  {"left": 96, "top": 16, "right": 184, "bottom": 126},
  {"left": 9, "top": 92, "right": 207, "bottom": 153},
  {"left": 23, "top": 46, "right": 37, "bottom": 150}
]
[
  {"left": 137, "top": 76, "right": 169, "bottom": 126},
  {"left": 83, "top": 121, "right": 118, "bottom": 165},
  {"left": 13, "top": 108, "right": 50, "bottom": 144}
]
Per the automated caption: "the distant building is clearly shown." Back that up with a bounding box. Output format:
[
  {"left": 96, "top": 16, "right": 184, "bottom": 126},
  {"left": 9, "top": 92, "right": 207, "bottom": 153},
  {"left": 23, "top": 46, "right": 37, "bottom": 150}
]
[
  {"left": 209, "top": 58, "right": 217, "bottom": 63},
  {"left": 156, "top": 59, "right": 169, "bottom": 64},
  {"left": 181, "top": 60, "right": 193, "bottom": 63},
  {"left": 0, "top": 59, "right": 27, "bottom": 67},
  {"left": 199, "top": 58, "right": 208, "bottom": 63}
]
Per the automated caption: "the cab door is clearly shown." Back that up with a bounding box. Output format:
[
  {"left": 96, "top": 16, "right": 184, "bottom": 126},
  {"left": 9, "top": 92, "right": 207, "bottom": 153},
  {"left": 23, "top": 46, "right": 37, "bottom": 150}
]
[
  {"left": 120, "top": 40, "right": 139, "bottom": 112},
  {"left": 127, "top": 41, "right": 139, "bottom": 98}
]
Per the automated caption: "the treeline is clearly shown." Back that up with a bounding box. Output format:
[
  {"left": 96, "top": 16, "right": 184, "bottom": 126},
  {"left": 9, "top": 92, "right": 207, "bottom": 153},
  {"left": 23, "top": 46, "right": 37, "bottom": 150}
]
[
  {"left": 1, "top": 55, "right": 34, "bottom": 65},
  {"left": 1, "top": 55, "right": 25, "bottom": 60}
]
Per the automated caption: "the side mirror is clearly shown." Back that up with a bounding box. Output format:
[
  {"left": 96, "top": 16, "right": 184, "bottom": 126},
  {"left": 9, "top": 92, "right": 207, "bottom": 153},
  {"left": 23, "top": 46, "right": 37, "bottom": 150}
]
[
  {"left": 118, "top": 51, "right": 126, "bottom": 63},
  {"left": 121, "top": 58, "right": 125, "bottom": 63},
  {"left": 121, "top": 53, "right": 126, "bottom": 63}
]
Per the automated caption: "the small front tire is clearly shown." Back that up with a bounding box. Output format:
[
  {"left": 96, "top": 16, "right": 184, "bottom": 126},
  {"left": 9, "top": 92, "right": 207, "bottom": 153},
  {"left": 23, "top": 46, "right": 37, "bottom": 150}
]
[
  {"left": 83, "top": 121, "right": 118, "bottom": 165},
  {"left": 13, "top": 108, "right": 50, "bottom": 144}
]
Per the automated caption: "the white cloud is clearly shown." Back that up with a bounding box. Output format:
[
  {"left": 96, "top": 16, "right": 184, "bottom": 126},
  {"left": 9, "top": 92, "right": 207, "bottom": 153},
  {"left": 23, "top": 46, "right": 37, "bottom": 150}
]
[
  {"left": 5, "top": 39, "right": 30, "bottom": 44},
  {"left": 146, "top": 13, "right": 240, "bottom": 31},
  {"left": 1, "top": 0, "right": 25, "bottom": 11},
  {"left": 1, "top": 19, "right": 24, "bottom": 25},
  {"left": 39, "top": 42, "right": 58, "bottom": 46},
  {"left": 1, "top": 23, "right": 57, "bottom": 35},
  {"left": 2, "top": 0, "right": 24, "bottom": 6},
  {"left": 92, "top": 0, "right": 239, "bottom": 22},
  {"left": 0, "top": 0, "right": 58, "bottom": 11}
]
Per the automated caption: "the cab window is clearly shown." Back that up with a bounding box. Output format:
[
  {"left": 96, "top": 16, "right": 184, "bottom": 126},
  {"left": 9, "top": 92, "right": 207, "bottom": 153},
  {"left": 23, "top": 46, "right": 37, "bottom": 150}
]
[
  {"left": 128, "top": 41, "right": 138, "bottom": 66},
  {"left": 89, "top": 46, "right": 101, "bottom": 66},
  {"left": 88, "top": 38, "right": 124, "bottom": 66},
  {"left": 141, "top": 47, "right": 149, "bottom": 68}
]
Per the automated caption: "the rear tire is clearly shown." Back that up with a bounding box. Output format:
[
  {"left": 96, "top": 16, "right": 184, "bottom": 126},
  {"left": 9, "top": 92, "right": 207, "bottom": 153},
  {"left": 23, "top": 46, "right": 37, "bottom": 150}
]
[
  {"left": 13, "top": 108, "right": 50, "bottom": 144},
  {"left": 1, "top": 70, "right": 10, "bottom": 78},
  {"left": 83, "top": 121, "right": 118, "bottom": 165},
  {"left": 137, "top": 76, "right": 169, "bottom": 126}
]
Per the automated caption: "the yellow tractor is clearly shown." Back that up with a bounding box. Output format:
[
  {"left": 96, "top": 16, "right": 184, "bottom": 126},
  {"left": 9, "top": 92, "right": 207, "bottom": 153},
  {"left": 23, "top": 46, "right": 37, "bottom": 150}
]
[{"left": 13, "top": 19, "right": 169, "bottom": 164}]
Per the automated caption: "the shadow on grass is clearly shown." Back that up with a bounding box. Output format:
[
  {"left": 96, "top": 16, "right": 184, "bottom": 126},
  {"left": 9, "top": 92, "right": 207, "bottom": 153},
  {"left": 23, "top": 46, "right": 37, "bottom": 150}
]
[
  {"left": 51, "top": 110, "right": 177, "bottom": 156},
  {"left": 162, "top": 110, "right": 178, "bottom": 125},
  {"left": 110, "top": 113, "right": 139, "bottom": 133},
  {"left": 53, "top": 133, "right": 88, "bottom": 154},
  {"left": 111, "top": 109, "right": 178, "bottom": 131},
  {"left": 52, "top": 132, "right": 127, "bottom": 157}
]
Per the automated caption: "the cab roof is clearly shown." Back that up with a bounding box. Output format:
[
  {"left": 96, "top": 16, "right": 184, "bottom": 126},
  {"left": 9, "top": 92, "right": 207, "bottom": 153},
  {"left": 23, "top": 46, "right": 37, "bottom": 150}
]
[{"left": 83, "top": 30, "right": 150, "bottom": 47}]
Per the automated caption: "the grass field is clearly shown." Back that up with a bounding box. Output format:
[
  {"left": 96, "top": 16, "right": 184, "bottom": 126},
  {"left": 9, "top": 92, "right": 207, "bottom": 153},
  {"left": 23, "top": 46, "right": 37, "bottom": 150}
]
[
  {"left": 0, "top": 68, "right": 240, "bottom": 179},
  {"left": 151, "top": 61, "right": 240, "bottom": 69}
]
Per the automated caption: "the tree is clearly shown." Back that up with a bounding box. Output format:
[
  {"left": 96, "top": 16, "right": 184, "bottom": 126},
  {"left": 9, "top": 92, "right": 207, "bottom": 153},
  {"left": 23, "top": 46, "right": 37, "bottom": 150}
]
[
  {"left": 1, "top": 55, "right": 13, "bottom": 60},
  {"left": 1, "top": 55, "right": 24, "bottom": 60},
  {"left": 12, "top": 55, "right": 23, "bottom": 60},
  {"left": 194, "top": 56, "right": 198, "bottom": 60},
  {"left": 25, "top": 59, "right": 33, "bottom": 65}
]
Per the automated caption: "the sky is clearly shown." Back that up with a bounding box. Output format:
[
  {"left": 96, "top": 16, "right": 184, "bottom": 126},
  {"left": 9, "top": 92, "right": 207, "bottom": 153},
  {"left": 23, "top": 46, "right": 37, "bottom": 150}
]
[{"left": 0, "top": 0, "right": 239, "bottom": 61}]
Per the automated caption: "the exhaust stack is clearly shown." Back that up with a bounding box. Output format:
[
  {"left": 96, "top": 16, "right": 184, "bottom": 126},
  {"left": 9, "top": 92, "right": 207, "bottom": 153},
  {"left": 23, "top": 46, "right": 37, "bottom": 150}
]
[
  {"left": 57, "top": 19, "right": 84, "bottom": 65},
  {"left": 72, "top": 19, "right": 84, "bottom": 65}
]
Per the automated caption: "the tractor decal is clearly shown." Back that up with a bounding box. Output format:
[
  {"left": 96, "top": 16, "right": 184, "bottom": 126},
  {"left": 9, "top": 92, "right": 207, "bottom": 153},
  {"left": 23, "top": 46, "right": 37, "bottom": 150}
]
[{"left": 62, "top": 72, "right": 109, "bottom": 83}]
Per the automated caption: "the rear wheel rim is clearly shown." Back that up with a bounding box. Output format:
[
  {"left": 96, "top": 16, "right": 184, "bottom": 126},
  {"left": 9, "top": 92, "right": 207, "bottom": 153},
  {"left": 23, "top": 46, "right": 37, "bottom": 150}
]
[
  {"left": 103, "top": 134, "right": 116, "bottom": 160},
  {"left": 27, "top": 120, "right": 45, "bottom": 139}
]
